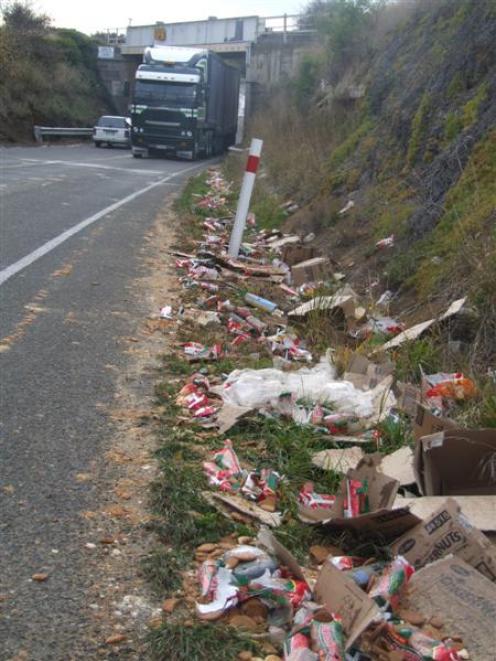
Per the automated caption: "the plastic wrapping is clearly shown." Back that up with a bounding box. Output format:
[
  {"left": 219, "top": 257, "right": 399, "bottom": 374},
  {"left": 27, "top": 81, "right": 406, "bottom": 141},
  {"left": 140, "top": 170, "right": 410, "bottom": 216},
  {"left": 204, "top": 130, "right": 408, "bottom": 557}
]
[{"left": 221, "top": 358, "right": 395, "bottom": 422}]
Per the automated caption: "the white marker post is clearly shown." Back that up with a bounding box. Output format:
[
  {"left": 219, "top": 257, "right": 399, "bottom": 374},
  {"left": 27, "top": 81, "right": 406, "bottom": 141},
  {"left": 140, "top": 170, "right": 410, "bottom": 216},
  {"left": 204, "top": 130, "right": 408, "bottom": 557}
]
[{"left": 228, "top": 138, "right": 263, "bottom": 258}]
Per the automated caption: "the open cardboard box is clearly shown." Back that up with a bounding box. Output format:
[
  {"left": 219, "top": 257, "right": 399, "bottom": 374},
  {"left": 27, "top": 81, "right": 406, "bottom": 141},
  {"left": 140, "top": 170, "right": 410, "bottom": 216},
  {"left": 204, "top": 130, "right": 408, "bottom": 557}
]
[
  {"left": 414, "top": 428, "right": 496, "bottom": 495},
  {"left": 390, "top": 497, "right": 496, "bottom": 582},
  {"left": 259, "top": 529, "right": 380, "bottom": 651},
  {"left": 298, "top": 454, "right": 421, "bottom": 539}
]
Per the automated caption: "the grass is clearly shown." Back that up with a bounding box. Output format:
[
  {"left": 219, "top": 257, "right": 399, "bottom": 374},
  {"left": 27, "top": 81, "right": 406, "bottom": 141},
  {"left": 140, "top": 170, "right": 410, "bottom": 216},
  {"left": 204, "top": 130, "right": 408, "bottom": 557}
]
[
  {"left": 406, "top": 91, "right": 431, "bottom": 166},
  {"left": 142, "top": 546, "right": 192, "bottom": 594},
  {"left": 148, "top": 622, "right": 261, "bottom": 661},
  {"left": 462, "top": 82, "right": 488, "bottom": 128},
  {"left": 392, "top": 337, "right": 442, "bottom": 383}
]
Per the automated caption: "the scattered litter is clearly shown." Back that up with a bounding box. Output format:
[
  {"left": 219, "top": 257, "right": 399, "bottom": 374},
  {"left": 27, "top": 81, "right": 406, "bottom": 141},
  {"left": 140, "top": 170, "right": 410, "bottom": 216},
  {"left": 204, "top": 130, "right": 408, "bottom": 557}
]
[
  {"left": 338, "top": 200, "right": 355, "bottom": 215},
  {"left": 153, "top": 168, "right": 490, "bottom": 660},
  {"left": 291, "top": 257, "right": 331, "bottom": 287},
  {"left": 375, "top": 234, "right": 395, "bottom": 249},
  {"left": 374, "top": 298, "right": 467, "bottom": 353}
]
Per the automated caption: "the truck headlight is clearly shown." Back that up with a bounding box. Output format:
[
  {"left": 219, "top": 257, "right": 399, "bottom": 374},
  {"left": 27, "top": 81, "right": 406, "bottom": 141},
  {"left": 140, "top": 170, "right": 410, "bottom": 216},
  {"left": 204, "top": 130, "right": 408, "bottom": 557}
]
[{"left": 186, "top": 131, "right": 193, "bottom": 137}]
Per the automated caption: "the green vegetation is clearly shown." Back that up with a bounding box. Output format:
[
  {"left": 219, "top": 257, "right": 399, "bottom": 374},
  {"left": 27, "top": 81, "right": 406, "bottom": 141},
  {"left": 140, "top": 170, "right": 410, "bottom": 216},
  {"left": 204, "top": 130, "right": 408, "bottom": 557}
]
[
  {"left": 148, "top": 623, "right": 261, "bottom": 661},
  {"left": 413, "top": 128, "right": 496, "bottom": 302},
  {"left": 444, "top": 111, "right": 463, "bottom": 142},
  {"left": 406, "top": 92, "right": 431, "bottom": 166},
  {"left": 0, "top": 2, "right": 111, "bottom": 141},
  {"left": 328, "top": 118, "right": 373, "bottom": 171},
  {"left": 462, "top": 82, "right": 488, "bottom": 128}
]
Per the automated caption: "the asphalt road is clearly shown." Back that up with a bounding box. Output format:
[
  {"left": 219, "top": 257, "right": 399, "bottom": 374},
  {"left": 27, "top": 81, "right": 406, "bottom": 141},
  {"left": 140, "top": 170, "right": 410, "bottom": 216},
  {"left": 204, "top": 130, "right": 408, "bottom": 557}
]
[{"left": 0, "top": 144, "right": 206, "bottom": 659}]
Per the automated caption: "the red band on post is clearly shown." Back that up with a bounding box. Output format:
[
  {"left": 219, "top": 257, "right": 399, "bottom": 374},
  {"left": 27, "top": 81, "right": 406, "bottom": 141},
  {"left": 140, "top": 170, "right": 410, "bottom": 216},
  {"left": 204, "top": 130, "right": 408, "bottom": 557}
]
[{"left": 245, "top": 155, "right": 260, "bottom": 173}]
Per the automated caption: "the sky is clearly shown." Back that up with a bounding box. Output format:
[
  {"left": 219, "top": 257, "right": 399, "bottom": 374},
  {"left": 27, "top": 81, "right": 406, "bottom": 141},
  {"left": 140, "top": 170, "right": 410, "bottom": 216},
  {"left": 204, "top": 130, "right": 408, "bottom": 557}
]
[{"left": 33, "top": 0, "right": 306, "bottom": 35}]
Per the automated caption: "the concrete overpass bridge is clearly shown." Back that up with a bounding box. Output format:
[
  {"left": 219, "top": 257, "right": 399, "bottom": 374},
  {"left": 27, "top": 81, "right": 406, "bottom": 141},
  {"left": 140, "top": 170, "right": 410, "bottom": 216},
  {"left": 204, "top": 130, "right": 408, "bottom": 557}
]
[{"left": 97, "top": 15, "right": 317, "bottom": 123}]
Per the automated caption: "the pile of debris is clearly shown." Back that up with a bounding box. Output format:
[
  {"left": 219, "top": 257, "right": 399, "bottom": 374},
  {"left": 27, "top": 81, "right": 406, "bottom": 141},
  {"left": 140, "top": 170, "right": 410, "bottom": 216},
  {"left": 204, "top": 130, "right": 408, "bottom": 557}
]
[{"left": 155, "top": 168, "right": 495, "bottom": 660}]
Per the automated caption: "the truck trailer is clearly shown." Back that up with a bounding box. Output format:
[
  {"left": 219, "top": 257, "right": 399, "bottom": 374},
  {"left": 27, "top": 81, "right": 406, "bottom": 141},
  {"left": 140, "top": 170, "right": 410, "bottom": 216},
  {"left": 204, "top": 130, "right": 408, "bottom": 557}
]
[{"left": 130, "top": 46, "right": 240, "bottom": 159}]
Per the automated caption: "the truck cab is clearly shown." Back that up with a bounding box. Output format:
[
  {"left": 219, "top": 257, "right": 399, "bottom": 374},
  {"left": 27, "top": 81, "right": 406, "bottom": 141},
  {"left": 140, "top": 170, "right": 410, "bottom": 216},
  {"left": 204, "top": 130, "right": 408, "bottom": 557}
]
[{"left": 130, "top": 46, "right": 238, "bottom": 160}]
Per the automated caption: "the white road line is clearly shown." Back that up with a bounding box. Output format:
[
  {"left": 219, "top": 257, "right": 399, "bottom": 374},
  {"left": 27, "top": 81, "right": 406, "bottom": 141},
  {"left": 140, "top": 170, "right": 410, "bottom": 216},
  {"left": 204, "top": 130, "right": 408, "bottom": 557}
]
[
  {"left": 0, "top": 163, "right": 202, "bottom": 287},
  {"left": 20, "top": 158, "right": 164, "bottom": 175}
]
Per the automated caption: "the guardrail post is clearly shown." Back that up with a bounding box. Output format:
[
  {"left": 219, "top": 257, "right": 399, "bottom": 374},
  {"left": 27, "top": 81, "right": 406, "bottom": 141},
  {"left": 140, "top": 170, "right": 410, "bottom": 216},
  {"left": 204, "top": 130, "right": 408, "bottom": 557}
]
[
  {"left": 33, "top": 126, "right": 42, "bottom": 144},
  {"left": 228, "top": 137, "right": 263, "bottom": 258}
]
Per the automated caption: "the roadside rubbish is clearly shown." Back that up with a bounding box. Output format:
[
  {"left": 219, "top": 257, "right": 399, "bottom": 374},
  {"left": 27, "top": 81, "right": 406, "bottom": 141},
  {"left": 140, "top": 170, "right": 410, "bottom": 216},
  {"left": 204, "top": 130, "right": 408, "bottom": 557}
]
[
  {"left": 291, "top": 257, "right": 331, "bottom": 287},
  {"left": 152, "top": 167, "right": 493, "bottom": 660},
  {"left": 338, "top": 200, "right": 355, "bottom": 215},
  {"left": 244, "top": 292, "right": 278, "bottom": 313},
  {"left": 375, "top": 234, "right": 395, "bottom": 249},
  {"left": 374, "top": 298, "right": 467, "bottom": 353},
  {"left": 218, "top": 358, "right": 396, "bottom": 426}
]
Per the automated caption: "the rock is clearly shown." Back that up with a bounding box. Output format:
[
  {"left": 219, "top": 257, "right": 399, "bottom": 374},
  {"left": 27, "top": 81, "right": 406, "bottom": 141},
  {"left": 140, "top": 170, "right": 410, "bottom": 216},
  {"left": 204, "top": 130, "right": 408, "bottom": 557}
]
[
  {"left": 309, "top": 545, "right": 331, "bottom": 564},
  {"left": 264, "top": 656, "right": 282, "bottom": 661},
  {"left": 31, "top": 573, "right": 48, "bottom": 582},
  {"left": 398, "top": 609, "right": 425, "bottom": 627},
  {"left": 105, "top": 633, "right": 127, "bottom": 645},
  {"left": 100, "top": 537, "right": 115, "bottom": 545},
  {"left": 238, "top": 652, "right": 253, "bottom": 661},
  {"left": 387, "top": 652, "right": 404, "bottom": 661},
  {"left": 229, "top": 614, "right": 259, "bottom": 632},
  {"left": 196, "top": 543, "right": 217, "bottom": 553},
  {"left": 162, "top": 598, "right": 179, "bottom": 614},
  {"left": 238, "top": 536, "right": 253, "bottom": 545},
  {"left": 429, "top": 614, "right": 444, "bottom": 629},
  {"left": 240, "top": 598, "right": 268, "bottom": 621},
  {"left": 258, "top": 496, "right": 277, "bottom": 512}
]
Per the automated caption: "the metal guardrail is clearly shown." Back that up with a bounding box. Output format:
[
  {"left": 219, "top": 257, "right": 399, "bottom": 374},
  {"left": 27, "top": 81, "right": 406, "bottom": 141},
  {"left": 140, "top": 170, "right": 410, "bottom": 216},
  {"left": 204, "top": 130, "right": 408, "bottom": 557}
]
[{"left": 33, "top": 126, "right": 93, "bottom": 143}]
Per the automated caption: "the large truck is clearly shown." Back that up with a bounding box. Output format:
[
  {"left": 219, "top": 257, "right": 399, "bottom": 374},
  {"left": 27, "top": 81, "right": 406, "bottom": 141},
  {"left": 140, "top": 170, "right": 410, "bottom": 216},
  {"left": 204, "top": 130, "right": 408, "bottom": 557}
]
[{"left": 130, "top": 46, "right": 240, "bottom": 159}]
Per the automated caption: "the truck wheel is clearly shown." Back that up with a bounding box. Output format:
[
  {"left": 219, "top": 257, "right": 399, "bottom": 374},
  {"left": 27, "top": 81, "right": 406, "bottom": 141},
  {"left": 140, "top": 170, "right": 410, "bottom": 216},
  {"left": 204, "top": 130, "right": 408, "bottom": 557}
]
[
  {"left": 94, "top": 142, "right": 101, "bottom": 148},
  {"left": 132, "top": 152, "right": 143, "bottom": 158}
]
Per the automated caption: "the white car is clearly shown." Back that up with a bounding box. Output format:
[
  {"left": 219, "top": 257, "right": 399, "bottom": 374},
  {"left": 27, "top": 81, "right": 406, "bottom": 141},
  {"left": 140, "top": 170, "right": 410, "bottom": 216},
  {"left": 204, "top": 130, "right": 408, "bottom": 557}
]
[{"left": 93, "top": 116, "right": 131, "bottom": 148}]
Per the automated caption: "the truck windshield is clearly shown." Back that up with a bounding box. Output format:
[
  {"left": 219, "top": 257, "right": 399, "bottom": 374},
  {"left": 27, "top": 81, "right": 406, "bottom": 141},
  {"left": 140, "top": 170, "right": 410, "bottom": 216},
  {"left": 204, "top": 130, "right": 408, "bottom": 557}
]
[{"left": 134, "top": 81, "right": 197, "bottom": 107}]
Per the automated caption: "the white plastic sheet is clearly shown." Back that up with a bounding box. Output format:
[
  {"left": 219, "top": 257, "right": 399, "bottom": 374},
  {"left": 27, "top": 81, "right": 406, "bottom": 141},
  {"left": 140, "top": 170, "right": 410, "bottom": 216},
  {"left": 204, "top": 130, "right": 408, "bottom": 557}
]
[{"left": 220, "top": 357, "right": 395, "bottom": 423}]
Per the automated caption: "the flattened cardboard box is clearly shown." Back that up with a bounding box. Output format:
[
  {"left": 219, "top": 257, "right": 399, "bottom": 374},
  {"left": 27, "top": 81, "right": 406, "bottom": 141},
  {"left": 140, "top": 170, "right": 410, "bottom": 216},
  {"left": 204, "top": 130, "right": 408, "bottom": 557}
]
[
  {"left": 281, "top": 243, "right": 316, "bottom": 266},
  {"left": 390, "top": 498, "right": 496, "bottom": 582},
  {"left": 314, "top": 560, "right": 380, "bottom": 650},
  {"left": 299, "top": 454, "right": 420, "bottom": 539},
  {"left": 344, "top": 354, "right": 395, "bottom": 391},
  {"left": 414, "top": 428, "right": 496, "bottom": 495},
  {"left": 404, "top": 557, "right": 496, "bottom": 660},
  {"left": 291, "top": 257, "right": 331, "bottom": 287},
  {"left": 412, "top": 402, "right": 457, "bottom": 440}
]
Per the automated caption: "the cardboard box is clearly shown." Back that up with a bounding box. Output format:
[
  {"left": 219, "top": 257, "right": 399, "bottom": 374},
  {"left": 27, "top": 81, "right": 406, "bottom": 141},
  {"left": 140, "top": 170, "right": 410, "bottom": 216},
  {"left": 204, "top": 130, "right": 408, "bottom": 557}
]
[
  {"left": 373, "top": 298, "right": 466, "bottom": 354},
  {"left": 314, "top": 560, "right": 380, "bottom": 650},
  {"left": 404, "top": 557, "right": 496, "bottom": 660},
  {"left": 299, "top": 454, "right": 421, "bottom": 538},
  {"left": 394, "top": 494, "right": 496, "bottom": 532},
  {"left": 414, "top": 429, "right": 496, "bottom": 495},
  {"left": 390, "top": 498, "right": 496, "bottom": 582},
  {"left": 344, "top": 354, "right": 395, "bottom": 391},
  {"left": 260, "top": 530, "right": 380, "bottom": 650},
  {"left": 281, "top": 243, "right": 316, "bottom": 266},
  {"left": 291, "top": 257, "right": 331, "bottom": 286},
  {"left": 412, "top": 402, "right": 457, "bottom": 440},
  {"left": 313, "top": 445, "right": 415, "bottom": 487},
  {"left": 396, "top": 382, "right": 422, "bottom": 417},
  {"left": 289, "top": 288, "right": 357, "bottom": 322}
]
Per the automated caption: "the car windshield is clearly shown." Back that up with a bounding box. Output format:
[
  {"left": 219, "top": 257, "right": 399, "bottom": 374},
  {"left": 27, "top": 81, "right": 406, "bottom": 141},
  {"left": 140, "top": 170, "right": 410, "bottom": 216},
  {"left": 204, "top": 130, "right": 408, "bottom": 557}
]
[
  {"left": 97, "top": 117, "right": 127, "bottom": 128},
  {"left": 134, "top": 81, "right": 197, "bottom": 107}
]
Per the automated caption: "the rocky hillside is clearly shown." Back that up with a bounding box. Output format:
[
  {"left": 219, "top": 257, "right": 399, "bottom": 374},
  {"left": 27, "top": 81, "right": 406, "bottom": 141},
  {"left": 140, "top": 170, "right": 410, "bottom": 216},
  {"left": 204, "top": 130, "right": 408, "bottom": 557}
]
[
  {"left": 0, "top": 3, "right": 112, "bottom": 142},
  {"left": 247, "top": 0, "right": 495, "bottom": 370}
]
